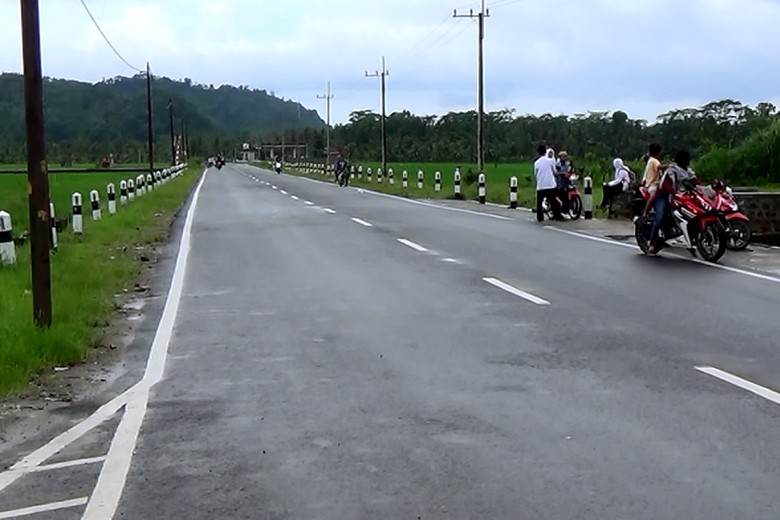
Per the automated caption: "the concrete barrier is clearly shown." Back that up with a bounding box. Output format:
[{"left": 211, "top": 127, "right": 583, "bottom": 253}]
[
  {"left": 0, "top": 211, "right": 16, "bottom": 265},
  {"left": 734, "top": 192, "right": 780, "bottom": 237}
]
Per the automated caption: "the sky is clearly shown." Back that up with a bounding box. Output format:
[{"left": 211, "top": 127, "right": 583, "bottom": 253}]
[{"left": 1, "top": 0, "right": 779, "bottom": 125}]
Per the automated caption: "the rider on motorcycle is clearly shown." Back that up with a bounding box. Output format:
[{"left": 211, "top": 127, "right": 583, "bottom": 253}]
[
  {"left": 334, "top": 153, "right": 348, "bottom": 184},
  {"left": 555, "top": 151, "right": 574, "bottom": 213},
  {"left": 648, "top": 149, "right": 698, "bottom": 253}
]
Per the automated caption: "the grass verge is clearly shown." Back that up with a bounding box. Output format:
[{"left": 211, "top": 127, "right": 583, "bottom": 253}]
[
  {"left": 0, "top": 162, "right": 201, "bottom": 396},
  {"left": 262, "top": 161, "right": 613, "bottom": 216}
]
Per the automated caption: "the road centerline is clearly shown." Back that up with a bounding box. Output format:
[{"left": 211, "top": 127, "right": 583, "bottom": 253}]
[
  {"left": 397, "top": 238, "right": 429, "bottom": 252},
  {"left": 695, "top": 366, "right": 780, "bottom": 405},
  {"left": 483, "top": 277, "right": 550, "bottom": 305},
  {"left": 351, "top": 217, "right": 373, "bottom": 227}
]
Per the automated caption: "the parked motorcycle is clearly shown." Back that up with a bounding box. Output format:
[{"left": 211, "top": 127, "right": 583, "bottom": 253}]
[
  {"left": 542, "top": 172, "right": 583, "bottom": 220},
  {"left": 634, "top": 184, "right": 728, "bottom": 263},
  {"left": 708, "top": 180, "right": 752, "bottom": 250}
]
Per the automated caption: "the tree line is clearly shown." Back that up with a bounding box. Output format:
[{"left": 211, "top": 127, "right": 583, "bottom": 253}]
[
  {"left": 0, "top": 73, "right": 323, "bottom": 165},
  {"left": 272, "top": 99, "right": 780, "bottom": 184}
]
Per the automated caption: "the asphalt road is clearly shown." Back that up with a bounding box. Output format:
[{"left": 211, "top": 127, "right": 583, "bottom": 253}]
[{"left": 2, "top": 163, "right": 779, "bottom": 519}]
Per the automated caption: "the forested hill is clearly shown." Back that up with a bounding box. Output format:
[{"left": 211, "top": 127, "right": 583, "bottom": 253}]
[{"left": 0, "top": 73, "right": 324, "bottom": 161}]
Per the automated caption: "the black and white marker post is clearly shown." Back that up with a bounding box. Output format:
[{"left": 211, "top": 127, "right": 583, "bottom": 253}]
[
  {"left": 90, "top": 190, "right": 101, "bottom": 221},
  {"left": 478, "top": 173, "right": 486, "bottom": 204},
  {"left": 350, "top": 165, "right": 355, "bottom": 180},
  {"left": 377, "top": 167, "right": 383, "bottom": 183},
  {"left": 71, "top": 192, "right": 83, "bottom": 234},
  {"left": 417, "top": 170, "right": 424, "bottom": 190},
  {"left": 136, "top": 175, "right": 145, "bottom": 196},
  {"left": 454, "top": 168, "right": 462, "bottom": 198},
  {"left": 434, "top": 171, "right": 441, "bottom": 192},
  {"left": 107, "top": 183, "right": 117, "bottom": 215},
  {"left": 402, "top": 170, "right": 408, "bottom": 189},
  {"left": 0, "top": 211, "right": 16, "bottom": 265},
  {"left": 509, "top": 176, "right": 518, "bottom": 209},
  {"left": 358, "top": 165, "right": 363, "bottom": 179},
  {"left": 389, "top": 168, "right": 394, "bottom": 184},
  {"left": 127, "top": 179, "right": 135, "bottom": 201},
  {"left": 367, "top": 167, "right": 372, "bottom": 183},
  {"left": 146, "top": 173, "right": 154, "bottom": 192},
  {"left": 584, "top": 176, "right": 593, "bottom": 220},
  {"left": 49, "top": 202, "right": 57, "bottom": 249},
  {"left": 120, "top": 180, "right": 128, "bottom": 206}
]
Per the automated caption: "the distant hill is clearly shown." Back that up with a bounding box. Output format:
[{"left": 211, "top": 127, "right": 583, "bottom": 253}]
[{"left": 0, "top": 73, "right": 324, "bottom": 163}]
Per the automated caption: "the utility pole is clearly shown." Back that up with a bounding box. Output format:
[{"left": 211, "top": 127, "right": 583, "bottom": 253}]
[
  {"left": 316, "top": 81, "right": 334, "bottom": 175},
  {"left": 453, "top": 0, "right": 489, "bottom": 171},
  {"left": 146, "top": 62, "right": 154, "bottom": 173},
  {"left": 180, "top": 119, "right": 185, "bottom": 164},
  {"left": 168, "top": 98, "right": 175, "bottom": 165},
  {"left": 365, "top": 56, "right": 389, "bottom": 176},
  {"left": 20, "top": 0, "right": 52, "bottom": 327}
]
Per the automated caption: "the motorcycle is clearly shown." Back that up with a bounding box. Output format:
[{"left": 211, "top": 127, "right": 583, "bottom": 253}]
[
  {"left": 274, "top": 162, "right": 282, "bottom": 174},
  {"left": 336, "top": 168, "right": 349, "bottom": 187},
  {"left": 634, "top": 184, "right": 728, "bottom": 263},
  {"left": 542, "top": 172, "right": 583, "bottom": 220},
  {"left": 708, "top": 180, "right": 752, "bottom": 250}
]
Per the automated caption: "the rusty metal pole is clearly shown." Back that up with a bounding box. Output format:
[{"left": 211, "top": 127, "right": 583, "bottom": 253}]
[{"left": 20, "top": 0, "right": 52, "bottom": 327}]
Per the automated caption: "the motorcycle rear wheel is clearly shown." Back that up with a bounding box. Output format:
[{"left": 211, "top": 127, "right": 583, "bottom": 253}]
[
  {"left": 696, "top": 221, "right": 728, "bottom": 263},
  {"left": 726, "top": 219, "right": 751, "bottom": 251}
]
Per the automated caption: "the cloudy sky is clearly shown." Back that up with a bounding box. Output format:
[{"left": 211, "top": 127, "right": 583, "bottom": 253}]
[{"left": 1, "top": 0, "right": 778, "bottom": 124}]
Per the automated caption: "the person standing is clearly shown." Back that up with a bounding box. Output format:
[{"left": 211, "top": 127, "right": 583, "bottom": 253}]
[{"left": 534, "top": 144, "right": 562, "bottom": 221}]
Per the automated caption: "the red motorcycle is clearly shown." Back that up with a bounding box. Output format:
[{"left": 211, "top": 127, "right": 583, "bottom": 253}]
[
  {"left": 542, "top": 172, "right": 583, "bottom": 220},
  {"left": 708, "top": 180, "right": 752, "bottom": 250},
  {"left": 634, "top": 183, "right": 728, "bottom": 263}
]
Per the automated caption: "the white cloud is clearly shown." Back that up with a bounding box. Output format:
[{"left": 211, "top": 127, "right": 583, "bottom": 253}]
[{"left": 0, "top": 0, "right": 778, "bottom": 124}]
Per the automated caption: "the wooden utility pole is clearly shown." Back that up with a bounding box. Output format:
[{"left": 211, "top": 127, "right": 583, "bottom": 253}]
[
  {"left": 453, "top": 0, "right": 489, "bottom": 171},
  {"left": 168, "top": 98, "right": 175, "bottom": 165},
  {"left": 146, "top": 62, "right": 154, "bottom": 173},
  {"left": 20, "top": 0, "right": 52, "bottom": 327},
  {"left": 365, "top": 56, "right": 389, "bottom": 176},
  {"left": 316, "top": 82, "right": 334, "bottom": 175}
]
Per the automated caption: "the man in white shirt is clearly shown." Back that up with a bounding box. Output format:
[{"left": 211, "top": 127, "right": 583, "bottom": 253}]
[{"left": 534, "top": 144, "right": 562, "bottom": 221}]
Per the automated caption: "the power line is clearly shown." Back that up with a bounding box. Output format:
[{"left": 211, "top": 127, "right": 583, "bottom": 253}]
[
  {"left": 79, "top": 0, "right": 143, "bottom": 73},
  {"left": 393, "top": 17, "right": 448, "bottom": 62}
]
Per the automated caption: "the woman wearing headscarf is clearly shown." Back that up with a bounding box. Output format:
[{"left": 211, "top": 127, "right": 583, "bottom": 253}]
[{"left": 600, "top": 158, "right": 634, "bottom": 210}]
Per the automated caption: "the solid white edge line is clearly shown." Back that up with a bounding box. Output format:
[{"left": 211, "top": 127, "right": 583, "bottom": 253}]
[
  {"left": 397, "top": 238, "right": 428, "bottom": 252},
  {"left": 30, "top": 455, "right": 107, "bottom": 473},
  {"left": 545, "top": 226, "right": 639, "bottom": 250},
  {"left": 356, "top": 187, "right": 512, "bottom": 221},
  {"left": 483, "top": 277, "right": 550, "bottom": 305},
  {"left": 695, "top": 366, "right": 780, "bottom": 405},
  {"left": 547, "top": 226, "right": 780, "bottom": 284},
  {"left": 0, "top": 388, "right": 128, "bottom": 492},
  {"left": 82, "top": 168, "right": 209, "bottom": 519},
  {"left": 0, "top": 497, "right": 88, "bottom": 519},
  {"left": 351, "top": 217, "right": 373, "bottom": 227},
  {"left": 324, "top": 208, "right": 336, "bottom": 214}
]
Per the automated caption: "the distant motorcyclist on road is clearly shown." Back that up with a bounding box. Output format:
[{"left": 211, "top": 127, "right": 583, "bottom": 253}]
[{"left": 334, "top": 153, "right": 349, "bottom": 186}]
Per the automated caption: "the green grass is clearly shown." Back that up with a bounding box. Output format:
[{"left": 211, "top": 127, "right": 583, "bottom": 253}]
[
  {"left": 0, "top": 162, "right": 171, "bottom": 171},
  {"left": 0, "top": 162, "right": 201, "bottom": 396}
]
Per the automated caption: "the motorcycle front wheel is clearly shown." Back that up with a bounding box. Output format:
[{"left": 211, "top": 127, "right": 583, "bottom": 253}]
[
  {"left": 726, "top": 219, "right": 752, "bottom": 251},
  {"left": 697, "top": 221, "right": 728, "bottom": 263},
  {"left": 568, "top": 195, "right": 582, "bottom": 220}
]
